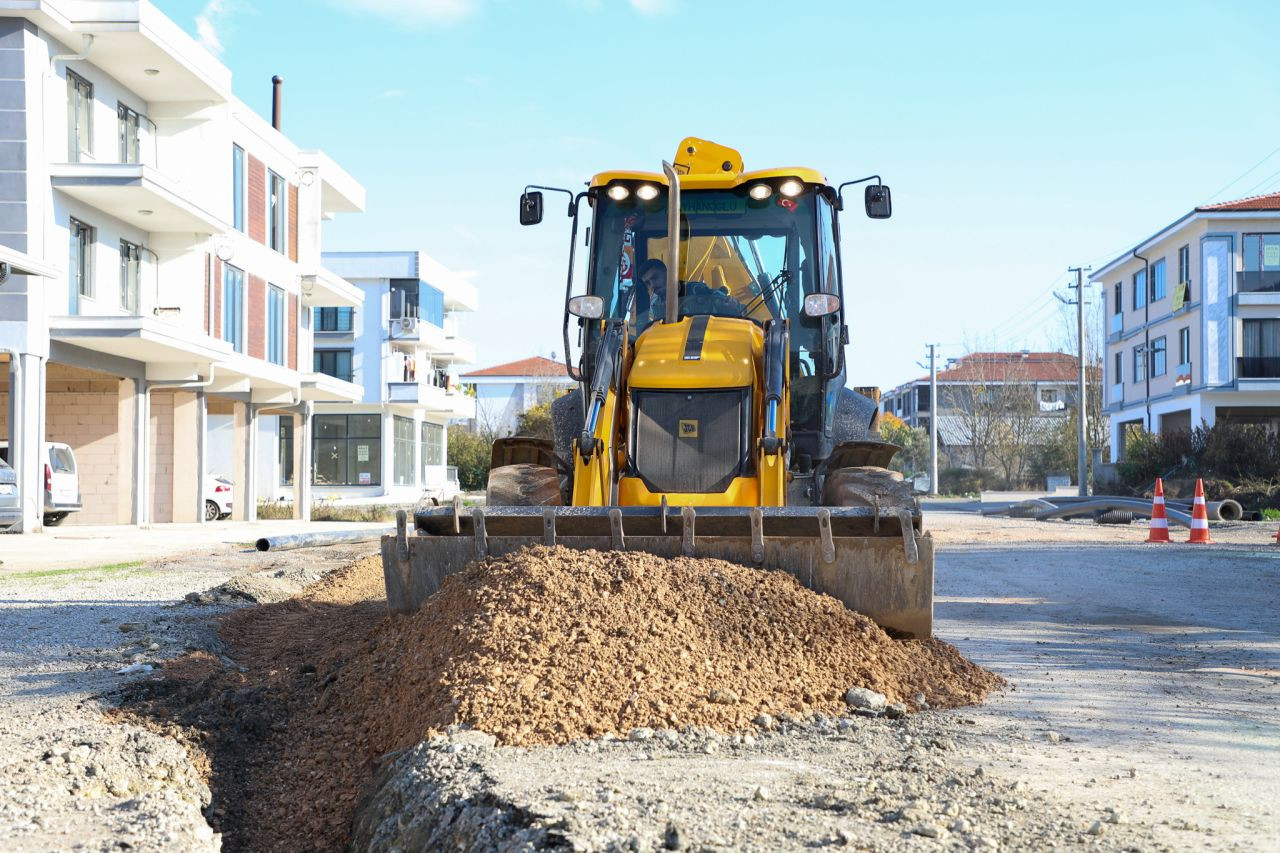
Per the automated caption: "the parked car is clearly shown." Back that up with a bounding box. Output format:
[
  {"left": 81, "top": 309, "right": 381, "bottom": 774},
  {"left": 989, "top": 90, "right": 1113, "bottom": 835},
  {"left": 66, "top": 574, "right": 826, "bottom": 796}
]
[
  {"left": 0, "top": 456, "right": 18, "bottom": 530},
  {"left": 205, "top": 474, "right": 233, "bottom": 521},
  {"left": 0, "top": 440, "right": 81, "bottom": 526}
]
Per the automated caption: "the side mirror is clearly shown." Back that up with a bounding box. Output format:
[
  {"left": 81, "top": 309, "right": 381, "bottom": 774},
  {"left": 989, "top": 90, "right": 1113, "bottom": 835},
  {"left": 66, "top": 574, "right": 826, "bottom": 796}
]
[
  {"left": 864, "top": 184, "right": 892, "bottom": 219},
  {"left": 803, "top": 293, "right": 841, "bottom": 318},
  {"left": 519, "top": 191, "right": 543, "bottom": 226},
  {"left": 567, "top": 295, "right": 605, "bottom": 319}
]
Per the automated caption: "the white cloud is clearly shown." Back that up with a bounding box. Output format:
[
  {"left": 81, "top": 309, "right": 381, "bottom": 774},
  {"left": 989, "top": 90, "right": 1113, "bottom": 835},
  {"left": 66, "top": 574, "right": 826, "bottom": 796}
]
[
  {"left": 339, "top": 0, "right": 479, "bottom": 26},
  {"left": 627, "top": 0, "right": 672, "bottom": 14},
  {"left": 195, "top": 0, "right": 229, "bottom": 56}
]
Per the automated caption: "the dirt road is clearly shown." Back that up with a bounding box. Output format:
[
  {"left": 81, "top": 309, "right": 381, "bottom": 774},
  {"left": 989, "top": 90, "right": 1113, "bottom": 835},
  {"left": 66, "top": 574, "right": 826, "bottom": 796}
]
[{"left": 0, "top": 510, "right": 1276, "bottom": 850}]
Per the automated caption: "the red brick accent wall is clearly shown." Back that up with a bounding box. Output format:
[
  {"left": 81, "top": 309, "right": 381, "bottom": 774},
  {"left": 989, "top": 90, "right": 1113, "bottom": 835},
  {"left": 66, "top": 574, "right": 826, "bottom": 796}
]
[
  {"left": 247, "top": 274, "right": 266, "bottom": 359},
  {"left": 248, "top": 155, "right": 266, "bottom": 244},
  {"left": 212, "top": 259, "right": 223, "bottom": 339},
  {"left": 288, "top": 183, "right": 298, "bottom": 261},
  {"left": 203, "top": 253, "right": 211, "bottom": 334},
  {"left": 287, "top": 293, "right": 298, "bottom": 370}
]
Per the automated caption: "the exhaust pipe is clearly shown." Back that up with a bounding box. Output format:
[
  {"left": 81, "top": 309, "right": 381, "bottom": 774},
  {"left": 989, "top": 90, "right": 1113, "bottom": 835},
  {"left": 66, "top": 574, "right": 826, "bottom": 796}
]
[
  {"left": 271, "top": 75, "right": 283, "bottom": 130},
  {"left": 662, "top": 160, "right": 680, "bottom": 325}
]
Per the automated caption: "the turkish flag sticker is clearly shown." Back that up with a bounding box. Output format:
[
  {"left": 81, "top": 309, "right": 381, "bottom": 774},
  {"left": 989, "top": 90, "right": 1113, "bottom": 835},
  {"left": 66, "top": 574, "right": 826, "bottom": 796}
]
[{"left": 777, "top": 198, "right": 797, "bottom": 211}]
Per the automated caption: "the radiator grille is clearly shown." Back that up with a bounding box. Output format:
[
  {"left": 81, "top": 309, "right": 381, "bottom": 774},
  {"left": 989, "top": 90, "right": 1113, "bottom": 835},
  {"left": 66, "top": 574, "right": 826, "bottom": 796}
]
[{"left": 630, "top": 389, "right": 750, "bottom": 493}]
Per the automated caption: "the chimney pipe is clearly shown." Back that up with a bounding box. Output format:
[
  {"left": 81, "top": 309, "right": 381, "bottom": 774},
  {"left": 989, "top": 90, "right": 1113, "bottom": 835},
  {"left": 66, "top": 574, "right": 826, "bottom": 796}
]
[{"left": 271, "top": 75, "right": 283, "bottom": 131}]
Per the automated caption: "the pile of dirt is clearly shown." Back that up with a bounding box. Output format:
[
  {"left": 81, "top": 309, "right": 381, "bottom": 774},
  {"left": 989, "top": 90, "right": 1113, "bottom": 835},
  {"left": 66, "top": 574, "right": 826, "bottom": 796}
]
[{"left": 122, "top": 546, "right": 1001, "bottom": 851}]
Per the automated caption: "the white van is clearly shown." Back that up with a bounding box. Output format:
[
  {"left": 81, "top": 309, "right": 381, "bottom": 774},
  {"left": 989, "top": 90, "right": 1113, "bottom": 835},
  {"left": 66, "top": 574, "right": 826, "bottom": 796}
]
[{"left": 0, "top": 441, "right": 82, "bottom": 526}]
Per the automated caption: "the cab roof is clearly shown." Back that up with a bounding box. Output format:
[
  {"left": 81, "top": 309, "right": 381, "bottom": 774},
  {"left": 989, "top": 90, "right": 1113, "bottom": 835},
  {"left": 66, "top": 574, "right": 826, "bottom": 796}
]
[{"left": 590, "top": 137, "right": 827, "bottom": 190}]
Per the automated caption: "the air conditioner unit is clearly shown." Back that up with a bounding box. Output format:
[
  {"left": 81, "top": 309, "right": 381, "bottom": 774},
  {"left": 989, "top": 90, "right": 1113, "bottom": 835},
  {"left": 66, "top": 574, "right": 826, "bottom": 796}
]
[{"left": 396, "top": 316, "right": 418, "bottom": 335}]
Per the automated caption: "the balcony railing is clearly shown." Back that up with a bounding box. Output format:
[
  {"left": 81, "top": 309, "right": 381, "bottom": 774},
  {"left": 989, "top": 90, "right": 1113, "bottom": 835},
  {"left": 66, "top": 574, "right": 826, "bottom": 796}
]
[
  {"left": 1238, "top": 356, "right": 1280, "bottom": 379},
  {"left": 1110, "top": 313, "right": 1123, "bottom": 335},
  {"left": 1110, "top": 383, "right": 1123, "bottom": 404},
  {"left": 1236, "top": 271, "right": 1280, "bottom": 294}
]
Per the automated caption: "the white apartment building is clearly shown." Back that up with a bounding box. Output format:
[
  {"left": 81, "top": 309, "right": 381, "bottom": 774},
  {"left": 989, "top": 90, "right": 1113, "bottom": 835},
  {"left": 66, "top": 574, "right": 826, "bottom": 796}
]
[
  {"left": 254, "top": 250, "right": 477, "bottom": 503},
  {"left": 0, "top": 2, "right": 365, "bottom": 532},
  {"left": 1091, "top": 192, "right": 1280, "bottom": 458}
]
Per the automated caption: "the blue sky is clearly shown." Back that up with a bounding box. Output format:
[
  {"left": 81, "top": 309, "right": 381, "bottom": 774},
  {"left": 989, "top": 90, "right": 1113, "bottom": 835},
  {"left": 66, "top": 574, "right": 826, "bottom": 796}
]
[{"left": 160, "top": 0, "right": 1280, "bottom": 389}]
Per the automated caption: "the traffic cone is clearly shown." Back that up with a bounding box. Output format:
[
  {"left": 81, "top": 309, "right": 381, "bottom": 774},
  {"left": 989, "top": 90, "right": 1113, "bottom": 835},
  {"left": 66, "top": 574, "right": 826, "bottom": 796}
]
[
  {"left": 1187, "top": 478, "right": 1213, "bottom": 544},
  {"left": 1146, "top": 478, "right": 1170, "bottom": 543}
]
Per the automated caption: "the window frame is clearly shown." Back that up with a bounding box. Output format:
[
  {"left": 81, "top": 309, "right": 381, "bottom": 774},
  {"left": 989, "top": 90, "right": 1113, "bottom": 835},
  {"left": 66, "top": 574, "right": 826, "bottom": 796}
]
[
  {"left": 1178, "top": 326, "right": 1190, "bottom": 366},
  {"left": 267, "top": 284, "right": 286, "bottom": 365},
  {"left": 1177, "top": 244, "right": 1190, "bottom": 287},
  {"left": 1112, "top": 282, "right": 1122, "bottom": 315},
  {"left": 66, "top": 70, "right": 93, "bottom": 162},
  {"left": 393, "top": 415, "right": 416, "bottom": 487},
  {"left": 1132, "top": 345, "right": 1146, "bottom": 383},
  {"left": 313, "top": 348, "right": 354, "bottom": 383},
  {"left": 70, "top": 217, "right": 94, "bottom": 300},
  {"left": 420, "top": 421, "right": 444, "bottom": 481},
  {"left": 1132, "top": 268, "right": 1147, "bottom": 310},
  {"left": 232, "top": 144, "right": 246, "bottom": 233},
  {"left": 119, "top": 239, "right": 141, "bottom": 314},
  {"left": 1150, "top": 258, "right": 1166, "bottom": 302},
  {"left": 222, "top": 263, "right": 245, "bottom": 353},
  {"left": 1150, "top": 336, "right": 1167, "bottom": 377},
  {"left": 268, "top": 169, "right": 287, "bottom": 253},
  {"left": 315, "top": 306, "right": 355, "bottom": 333},
  {"left": 117, "top": 102, "right": 141, "bottom": 164},
  {"left": 1113, "top": 351, "right": 1122, "bottom": 385},
  {"left": 278, "top": 415, "right": 294, "bottom": 487},
  {"left": 311, "top": 413, "right": 381, "bottom": 487}
]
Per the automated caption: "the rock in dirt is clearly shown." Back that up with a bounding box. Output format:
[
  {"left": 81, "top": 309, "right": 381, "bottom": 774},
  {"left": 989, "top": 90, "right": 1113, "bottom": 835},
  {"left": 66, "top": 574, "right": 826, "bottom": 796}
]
[{"left": 845, "top": 686, "right": 888, "bottom": 711}]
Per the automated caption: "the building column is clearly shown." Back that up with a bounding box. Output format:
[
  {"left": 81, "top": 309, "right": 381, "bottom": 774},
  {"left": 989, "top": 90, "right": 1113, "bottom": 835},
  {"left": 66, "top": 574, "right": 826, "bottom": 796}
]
[
  {"left": 170, "top": 391, "right": 199, "bottom": 523},
  {"left": 244, "top": 403, "right": 258, "bottom": 522},
  {"left": 132, "top": 378, "right": 149, "bottom": 526},
  {"left": 231, "top": 401, "right": 249, "bottom": 521},
  {"left": 10, "top": 353, "right": 45, "bottom": 533},
  {"left": 293, "top": 401, "right": 312, "bottom": 521},
  {"left": 195, "top": 391, "right": 207, "bottom": 523}
]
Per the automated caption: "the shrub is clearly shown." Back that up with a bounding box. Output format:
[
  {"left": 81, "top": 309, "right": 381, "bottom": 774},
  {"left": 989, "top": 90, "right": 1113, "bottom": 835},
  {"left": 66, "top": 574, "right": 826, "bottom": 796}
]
[
  {"left": 448, "top": 426, "right": 492, "bottom": 492},
  {"left": 515, "top": 402, "right": 555, "bottom": 440},
  {"left": 938, "top": 466, "right": 999, "bottom": 495}
]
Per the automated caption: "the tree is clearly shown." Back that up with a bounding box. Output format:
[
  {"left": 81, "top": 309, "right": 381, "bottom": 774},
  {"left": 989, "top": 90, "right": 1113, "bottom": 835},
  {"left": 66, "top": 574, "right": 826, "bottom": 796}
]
[
  {"left": 879, "top": 412, "right": 929, "bottom": 475},
  {"left": 515, "top": 401, "right": 554, "bottom": 440},
  {"left": 448, "top": 425, "right": 491, "bottom": 492}
]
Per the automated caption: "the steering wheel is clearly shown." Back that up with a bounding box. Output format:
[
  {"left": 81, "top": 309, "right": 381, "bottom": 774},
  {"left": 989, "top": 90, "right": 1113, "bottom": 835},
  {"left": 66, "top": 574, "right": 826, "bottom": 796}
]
[{"left": 680, "top": 285, "right": 744, "bottom": 317}]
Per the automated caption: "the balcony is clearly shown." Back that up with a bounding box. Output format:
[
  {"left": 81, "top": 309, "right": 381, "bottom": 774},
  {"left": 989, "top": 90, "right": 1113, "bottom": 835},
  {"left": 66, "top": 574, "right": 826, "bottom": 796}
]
[
  {"left": 1110, "top": 383, "right": 1123, "bottom": 405},
  {"left": 1109, "top": 313, "right": 1123, "bottom": 336},
  {"left": 50, "top": 163, "right": 227, "bottom": 234},
  {"left": 1237, "top": 356, "right": 1280, "bottom": 379},
  {"left": 386, "top": 382, "right": 475, "bottom": 417},
  {"left": 1236, "top": 271, "right": 1280, "bottom": 294}
]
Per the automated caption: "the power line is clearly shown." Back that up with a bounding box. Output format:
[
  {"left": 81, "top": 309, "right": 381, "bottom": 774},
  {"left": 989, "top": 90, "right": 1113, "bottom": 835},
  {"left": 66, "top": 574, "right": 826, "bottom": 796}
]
[{"left": 1200, "top": 142, "right": 1280, "bottom": 205}]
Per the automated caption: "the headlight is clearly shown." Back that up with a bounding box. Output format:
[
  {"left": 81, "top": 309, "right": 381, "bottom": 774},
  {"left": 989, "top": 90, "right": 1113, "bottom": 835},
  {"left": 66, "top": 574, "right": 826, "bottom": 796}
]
[
  {"left": 779, "top": 179, "right": 804, "bottom": 198},
  {"left": 748, "top": 183, "right": 772, "bottom": 201},
  {"left": 635, "top": 184, "right": 659, "bottom": 201},
  {"left": 607, "top": 185, "right": 630, "bottom": 201}
]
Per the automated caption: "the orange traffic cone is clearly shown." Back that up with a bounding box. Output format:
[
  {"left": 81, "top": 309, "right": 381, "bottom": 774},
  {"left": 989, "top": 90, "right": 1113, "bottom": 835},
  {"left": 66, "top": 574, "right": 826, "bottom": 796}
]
[
  {"left": 1146, "top": 478, "right": 1170, "bottom": 543},
  {"left": 1187, "top": 478, "right": 1213, "bottom": 544}
]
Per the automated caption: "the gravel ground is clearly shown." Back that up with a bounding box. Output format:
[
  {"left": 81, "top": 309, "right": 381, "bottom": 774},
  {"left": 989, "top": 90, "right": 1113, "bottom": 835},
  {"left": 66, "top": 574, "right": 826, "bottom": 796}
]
[
  {"left": 0, "top": 543, "right": 368, "bottom": 851},
  {"left": 1, "top": 512, "right": 1277, "bottom": 851}
]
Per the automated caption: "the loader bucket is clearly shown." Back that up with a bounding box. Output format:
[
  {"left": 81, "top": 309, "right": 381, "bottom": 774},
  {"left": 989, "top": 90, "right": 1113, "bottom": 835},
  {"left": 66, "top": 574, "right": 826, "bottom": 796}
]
[{"left": 383, "top": 502, "right": 934, "bottom": 638}]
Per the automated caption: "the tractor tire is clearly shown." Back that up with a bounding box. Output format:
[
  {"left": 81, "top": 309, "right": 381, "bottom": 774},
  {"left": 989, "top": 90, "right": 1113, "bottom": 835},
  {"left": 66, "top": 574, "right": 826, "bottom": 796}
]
[{"left": 486, "top": 463, "right": 563, "bottom": 507}]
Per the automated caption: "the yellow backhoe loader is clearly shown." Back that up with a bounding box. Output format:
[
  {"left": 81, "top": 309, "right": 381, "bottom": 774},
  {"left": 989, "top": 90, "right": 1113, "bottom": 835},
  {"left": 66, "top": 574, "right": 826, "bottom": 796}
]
[{"left": 383, "top": 138, "right": 933, "bottom": 637}]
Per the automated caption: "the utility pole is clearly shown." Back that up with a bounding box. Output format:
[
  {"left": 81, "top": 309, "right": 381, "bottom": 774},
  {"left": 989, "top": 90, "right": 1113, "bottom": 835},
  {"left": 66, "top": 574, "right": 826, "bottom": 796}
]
[
  {"left": 925, "top": 344, "right": 938, "bottom": 497},
  {"left": 1059, "top": 267, "right": 1091, "bottom": 496}
]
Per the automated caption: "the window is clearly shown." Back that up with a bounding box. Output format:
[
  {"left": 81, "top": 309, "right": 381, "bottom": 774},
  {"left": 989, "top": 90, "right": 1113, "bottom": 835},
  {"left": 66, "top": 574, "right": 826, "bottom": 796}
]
[
  {"left": 421, "top": 421, "right": 444, "bottom": 482},
  {"left": 393, "top": 416, "right": 416, "bottom": 486},
  {"left": 117, "top": 103, "right": 141, "bottom": 163},
  {"left": 119, "top": 240, "right": 141, "bottom": 314},
  {"left": 312, "top": 414, "right": 380, "bottom": 486},
  {"left": 278, "top": 416, "right": 294, "bottom": 487},
  {"left": 1133, "top": 345, "right": 1146, "bottom": 382},
  {"left": 222, "top": 264, "right": 245, "bottom": 352},
  {"left": 1114, "top": 352, "right": 1122, "bottom": 384},
  {"left": 232, "top": 145, "right": 245, "bottom": 232},
  {"left": 269, "top": 170, "right": 286, "bottom": 252},
  {"left": 390, "top": 279, "right": 419, "bottom": 320},
  {"left": 916, "top": 384, "right": 931, "bottom": 412},
  {"left": 1151, "top": 336, "right": 1167, "bottom": 377},
  {"left": 1242, "top": 319, "right": 1280, "bottom": 360},
  {"left": 267, "top": 284, "right": 286, "bottom": 365},
  {"left": 67, "top": 71, "right": 92, "bottom": 162},
  {"left": 1113, "top": 282, "right": 1122, "bottom": 314},
  {"left": 315, "top": 306, "right": 354, "bottom": 332},
  {"left": 313, "top": 349, "right": 353, "bottom": 382},
  {"left": 1178, "top": 244, "right": 1190, "bottom": 289},
  {"left": 1242, "top": 233, "right": 1280, "bottom": 293},
  {"left": 1150, "top": 258, "right": 1166, "bottom": 302},
  {"left": 1132, "top": 268, "right": 1147, "bottom": 310},
  {"left": 1178, "top": 327, "right": 1190, "bottom": 366},
  {"left": 1040, "top": 389, "right": 1057, "bottom": 403},
  {"left": 69, "top": 218, "right": 93, "bottom": 302}
]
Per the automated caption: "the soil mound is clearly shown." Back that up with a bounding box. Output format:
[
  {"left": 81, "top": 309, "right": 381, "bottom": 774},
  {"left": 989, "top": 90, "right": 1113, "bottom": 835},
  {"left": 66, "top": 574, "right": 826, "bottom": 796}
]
[{"left": 123, "top": 546, "right": 1001, "bottom": 851}]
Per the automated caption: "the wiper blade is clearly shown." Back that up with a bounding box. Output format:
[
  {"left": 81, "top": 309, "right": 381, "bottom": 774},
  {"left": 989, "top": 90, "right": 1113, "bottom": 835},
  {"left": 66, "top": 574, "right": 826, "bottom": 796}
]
[{"left": 742, "top": 269, "right": 790, "bottom": 317}]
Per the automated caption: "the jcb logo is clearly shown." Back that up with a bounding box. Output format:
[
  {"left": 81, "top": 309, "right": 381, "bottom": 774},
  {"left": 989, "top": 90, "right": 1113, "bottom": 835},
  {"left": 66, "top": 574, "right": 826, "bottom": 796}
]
[{"left": 679, "top": 419, "right": 699, "bottom": 439}]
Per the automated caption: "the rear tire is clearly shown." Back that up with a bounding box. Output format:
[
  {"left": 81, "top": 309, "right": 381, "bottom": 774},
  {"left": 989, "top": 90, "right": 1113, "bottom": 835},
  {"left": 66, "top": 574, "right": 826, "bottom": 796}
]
[
  {"left": 485, "top": 463, "right": 563, "bottom": 507},
  {"left": 822, "top": 466, "right": 911, "bottom": 508},
  {"left": 43, "top": 513, "right": 66, "bottom": 527},
  {"left": 205, "top": 500, "right": 220, "bottom": 522}
]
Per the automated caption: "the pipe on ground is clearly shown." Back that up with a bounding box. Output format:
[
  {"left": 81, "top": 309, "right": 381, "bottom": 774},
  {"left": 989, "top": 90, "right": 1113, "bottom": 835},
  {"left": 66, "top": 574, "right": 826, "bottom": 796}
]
[
  {"left": 1032, "top": 499, "right": 1194, "bottom": 527},
  {"left": 255, "top": 527, "right": 392, "bottom": 552}
]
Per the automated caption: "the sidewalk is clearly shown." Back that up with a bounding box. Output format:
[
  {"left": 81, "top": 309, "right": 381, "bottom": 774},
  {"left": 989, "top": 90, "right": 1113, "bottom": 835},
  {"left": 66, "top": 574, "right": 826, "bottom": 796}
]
[{"left": 0, "top": 520, "right": 383, "bottom": 574}]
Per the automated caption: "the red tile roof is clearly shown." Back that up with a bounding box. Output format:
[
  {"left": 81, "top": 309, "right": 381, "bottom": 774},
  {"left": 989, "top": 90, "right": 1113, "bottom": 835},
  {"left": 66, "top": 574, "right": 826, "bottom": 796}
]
[
  {"left": 1197, "top": 191, "right": 1280, "bottom": 212},
  {"left": 462, "top": 356, "right": 571, "bottom": 378},
  {"left": 927, "top": 351, "right": 1079, "bottom": 383}
]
